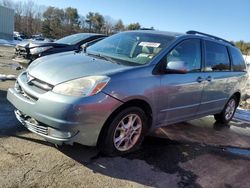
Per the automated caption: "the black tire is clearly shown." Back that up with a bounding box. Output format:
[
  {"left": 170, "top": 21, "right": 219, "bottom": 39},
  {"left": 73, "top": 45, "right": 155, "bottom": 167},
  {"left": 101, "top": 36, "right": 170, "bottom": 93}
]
[
  {"left": 99, "top": 107, "right": 148, "bottom": 156},
  {"left": 214, "top": 96, "right": 238, "bottom": 124}
]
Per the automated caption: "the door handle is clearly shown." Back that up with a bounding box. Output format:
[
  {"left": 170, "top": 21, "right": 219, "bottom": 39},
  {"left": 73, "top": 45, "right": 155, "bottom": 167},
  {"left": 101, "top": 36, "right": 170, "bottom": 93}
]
[
  {"left": 206, "top": 76, "right": 212, "bottom": 82},
  {"left": 196, "top": 76, "right": 205, "bottom": 83}
]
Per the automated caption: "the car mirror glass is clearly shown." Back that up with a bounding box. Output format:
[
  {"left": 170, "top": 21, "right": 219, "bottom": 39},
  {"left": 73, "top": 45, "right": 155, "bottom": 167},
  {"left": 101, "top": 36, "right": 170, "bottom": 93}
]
[{"left": 166, "top": 60, "right": 187, "bottom": 74}]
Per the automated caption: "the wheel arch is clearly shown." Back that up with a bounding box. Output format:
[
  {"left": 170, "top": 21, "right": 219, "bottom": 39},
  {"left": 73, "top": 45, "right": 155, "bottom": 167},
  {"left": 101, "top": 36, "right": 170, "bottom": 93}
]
[
  {"left": 231, "top": 91, "right": 241, "bottom": 105},
  {"left": 97, "top": 99, "right": 153, "bottom": 147}
]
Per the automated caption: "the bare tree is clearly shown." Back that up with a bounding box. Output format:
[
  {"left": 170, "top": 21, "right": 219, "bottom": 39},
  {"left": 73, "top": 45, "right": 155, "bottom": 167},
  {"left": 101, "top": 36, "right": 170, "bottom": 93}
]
[
  {"left": 103, "top": 16, "right": 116, "bottom": 35},
  {"left": 114, "top": 19, "right": 125, "bottom": 33},
  {"left": 1, "top": 0, "right": 143, "bottom": 38},
  {"left": 13, "top": 1, "right": 23, "bottom": 32}
]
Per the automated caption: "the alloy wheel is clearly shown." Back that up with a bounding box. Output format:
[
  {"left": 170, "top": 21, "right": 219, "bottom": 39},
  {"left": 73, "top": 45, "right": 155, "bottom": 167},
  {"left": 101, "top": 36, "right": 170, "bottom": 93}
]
[{"left": 113, "top": 113, "right": 142, "bottom": 151}]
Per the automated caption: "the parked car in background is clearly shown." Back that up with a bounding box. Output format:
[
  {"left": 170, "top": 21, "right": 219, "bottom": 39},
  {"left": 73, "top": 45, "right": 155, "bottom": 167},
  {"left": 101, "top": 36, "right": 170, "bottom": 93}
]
[
  {"left": 243, "top": 55, "right": 250, "bottom": 71},
  {"left": 13, "top": 33, "right": 106, "bottom": 65},
  {"left": 13, "top": 36, "right": 23, "bottom": 41},
  {"left": 13, "top": 31, "right": 27, "bottom": 40},
  {"left": 31, "top": 34, "right": 45, "bottom": 41},
  {"left": 7, "top": 30, "right": 248, "bottom": 156}
]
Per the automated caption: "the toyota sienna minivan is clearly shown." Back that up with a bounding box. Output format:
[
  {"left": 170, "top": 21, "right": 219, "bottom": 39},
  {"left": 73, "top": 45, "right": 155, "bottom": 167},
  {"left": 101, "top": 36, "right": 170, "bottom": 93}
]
[{"left": 7, "top": 30, "right": 248, "bottom": 155}]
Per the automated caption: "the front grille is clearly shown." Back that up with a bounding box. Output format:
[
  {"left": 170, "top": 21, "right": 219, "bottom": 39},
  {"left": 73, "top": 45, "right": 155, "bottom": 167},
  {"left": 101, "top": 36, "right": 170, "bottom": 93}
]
[
  {"left": 26, "top": 72, "right": 53, "bottom": 92},
  {"left": 26, "top": 119, "right": 48, "bottom": 135},
  {"left": 29, "top": 79, "right": 53, "bottom": 91},
  {"left": 15, "top": 47, "right": 29, "bottom": 58},
  {"left": 15, "top": 81, "right": 38, "bottom": 101},
  {"left": 15, "top": 72, "right": 54, "bottom": 102},
  {"left": 21, "top": 89, "right": 38, "bottom": 101},
  {"left": 15, "top": 110, "right": 48, "bottom": 135}
]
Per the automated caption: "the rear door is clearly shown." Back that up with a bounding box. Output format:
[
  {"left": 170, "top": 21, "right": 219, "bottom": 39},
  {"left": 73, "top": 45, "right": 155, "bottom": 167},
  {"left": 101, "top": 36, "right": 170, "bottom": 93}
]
[
  {"left": 198, "top": 40, "right": 232, "bottom": 115},
  {"left": 158, "top": 39, "right": 204, "bottom": 124}
]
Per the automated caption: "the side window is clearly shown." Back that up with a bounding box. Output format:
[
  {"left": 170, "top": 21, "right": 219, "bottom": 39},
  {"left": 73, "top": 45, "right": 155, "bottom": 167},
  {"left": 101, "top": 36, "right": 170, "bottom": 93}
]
[
  {"left": 229, "top": 47, "right": 246, "bottom": 71},
  {"left": 205, "top": 41, "right": 230, "bottom": 71},
  {"left": 165, "top": 39, "right": 201, "bottom": 72}
]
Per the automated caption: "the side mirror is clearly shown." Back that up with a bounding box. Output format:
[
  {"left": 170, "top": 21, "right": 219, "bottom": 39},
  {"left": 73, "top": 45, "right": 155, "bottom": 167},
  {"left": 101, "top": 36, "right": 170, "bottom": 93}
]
[
  {"left": 81, "top": 43, "right": 88, "bottom": 53},
  {"left": 166, "top": 60, "right": 187, "bottom": 74},
  {"left": 80, "top": 37, "right": 106, "bottom": 53},
  {"left": 77, "top": 43, "right": 89, "bottom": 53}
]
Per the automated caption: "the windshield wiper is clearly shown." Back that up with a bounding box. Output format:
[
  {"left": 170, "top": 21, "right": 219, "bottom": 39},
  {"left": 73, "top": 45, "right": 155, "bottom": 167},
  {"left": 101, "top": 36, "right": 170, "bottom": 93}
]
[{"left": 87, "top": 52, "right": 120, "bottom": 64}]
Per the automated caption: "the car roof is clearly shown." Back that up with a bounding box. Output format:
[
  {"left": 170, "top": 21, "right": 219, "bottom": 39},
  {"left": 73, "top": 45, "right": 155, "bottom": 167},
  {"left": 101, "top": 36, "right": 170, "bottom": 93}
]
[
  {"left": 126, "top": 30, "right": 183, "bottom": 37},
  {"left": 75, "top": 33, "right": 107, "bottom": 37},
  {"left": 127, "top": 30, "right": 235, "bottom": 48}
]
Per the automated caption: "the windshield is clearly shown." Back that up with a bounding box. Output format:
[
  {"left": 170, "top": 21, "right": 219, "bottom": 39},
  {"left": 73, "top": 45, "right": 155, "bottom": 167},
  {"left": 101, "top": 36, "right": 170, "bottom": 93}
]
[
  {"left": 87, "top": 32, "right": 174, "bottom": 65},
  {"left": 56, "top": 33, "right": 91, "bottom": 45}
]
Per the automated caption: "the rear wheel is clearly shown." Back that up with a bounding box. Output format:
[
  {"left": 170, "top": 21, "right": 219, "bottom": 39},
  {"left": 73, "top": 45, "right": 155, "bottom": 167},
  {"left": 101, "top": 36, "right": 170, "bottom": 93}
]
[
  {"left": 99, "top": 107, "right": 148, "bottom": 156},
  {"left": 214, "top": 96, "right": 238, "bottom": 124}
]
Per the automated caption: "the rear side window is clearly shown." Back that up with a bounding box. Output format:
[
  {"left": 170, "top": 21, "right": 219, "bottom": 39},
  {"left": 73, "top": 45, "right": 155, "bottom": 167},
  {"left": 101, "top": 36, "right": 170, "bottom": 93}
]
[
  {"left": 229, "top": 47, "right": 246, "bottom": 71},
  {"left": 205, "top": 41, "right": 230, "bottom": 71}
]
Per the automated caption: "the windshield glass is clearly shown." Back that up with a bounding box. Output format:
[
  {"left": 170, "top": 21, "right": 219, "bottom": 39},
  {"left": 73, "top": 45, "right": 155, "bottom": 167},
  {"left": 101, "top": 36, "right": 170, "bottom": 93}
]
[
  {"left": 56, "top": 33, "right": 91, "bottom": 45},
  {"left": 87, "top": 32, "right": 175, "bottom": 65}
]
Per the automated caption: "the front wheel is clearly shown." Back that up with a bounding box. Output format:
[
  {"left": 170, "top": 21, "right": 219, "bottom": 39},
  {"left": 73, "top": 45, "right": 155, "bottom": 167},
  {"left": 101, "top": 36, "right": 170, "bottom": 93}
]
[
  {"left": 99, "top": 107, "right": 148, "bottom": 156},
  {"left": 214, "top": 96, "right": 238, "bottom": 124}
]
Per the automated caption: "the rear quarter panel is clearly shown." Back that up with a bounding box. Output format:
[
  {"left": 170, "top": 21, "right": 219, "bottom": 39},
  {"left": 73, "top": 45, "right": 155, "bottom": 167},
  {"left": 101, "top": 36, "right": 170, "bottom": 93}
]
[{"left": 227, "top": 71, "right": 248, "bottom": 101}]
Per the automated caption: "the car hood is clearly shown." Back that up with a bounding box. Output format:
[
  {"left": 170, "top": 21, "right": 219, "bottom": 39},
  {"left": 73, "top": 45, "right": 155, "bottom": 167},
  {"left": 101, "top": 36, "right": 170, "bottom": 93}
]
[
  {"left": 28, "top": 52, "right": 132, "bottom": 85},
  {"left": 16, "top": 41, "right": 30, "bottom": 48},
  {"left": 28, "top": 42, "right": 68, "bottom": 49},
  {"left": 16, "top": 41, "right": 68, "bottom": 49}
]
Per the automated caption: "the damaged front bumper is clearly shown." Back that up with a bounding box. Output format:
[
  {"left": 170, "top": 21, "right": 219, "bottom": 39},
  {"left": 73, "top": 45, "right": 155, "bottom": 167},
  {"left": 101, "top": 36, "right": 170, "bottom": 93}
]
[{"left": 15, "top": 110, "right": 77, "bottom": 145}]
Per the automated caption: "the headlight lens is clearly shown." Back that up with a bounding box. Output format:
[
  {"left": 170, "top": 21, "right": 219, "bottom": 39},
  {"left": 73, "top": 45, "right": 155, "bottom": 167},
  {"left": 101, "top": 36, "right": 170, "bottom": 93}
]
[
  {"left": 30, "top": 46, "right": 52, "bottom": 55},
  {"left": 52, "top": 76, "right": 110, "bottom": 97}
]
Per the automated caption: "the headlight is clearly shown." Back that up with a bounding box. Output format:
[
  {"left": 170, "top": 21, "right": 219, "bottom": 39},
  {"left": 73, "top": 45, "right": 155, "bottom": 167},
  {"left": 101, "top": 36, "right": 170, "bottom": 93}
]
[
  {"left": 30, "top": 46, "right": 52, "bottom": 55},
  {"left": 52, "top": 76, "right": 110, "bottom": 97}
]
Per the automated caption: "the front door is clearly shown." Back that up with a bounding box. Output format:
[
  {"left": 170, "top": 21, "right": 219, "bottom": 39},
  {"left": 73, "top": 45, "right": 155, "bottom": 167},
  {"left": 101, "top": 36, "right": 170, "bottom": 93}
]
[{"left": 157, "top": 39, "right": 204, "bottom": 124}]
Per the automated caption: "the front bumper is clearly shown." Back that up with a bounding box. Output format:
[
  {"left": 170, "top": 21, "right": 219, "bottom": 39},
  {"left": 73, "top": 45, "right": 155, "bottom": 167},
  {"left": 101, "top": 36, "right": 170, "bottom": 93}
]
[
  {"left": 7, "top": 77, "right": 122, "bottom": 146},
  {"left": 13, "top": 46, "right": 32, "bottom": 64},
  {"left": 14, "top": 110, "right": 75, "bottom": 145}
]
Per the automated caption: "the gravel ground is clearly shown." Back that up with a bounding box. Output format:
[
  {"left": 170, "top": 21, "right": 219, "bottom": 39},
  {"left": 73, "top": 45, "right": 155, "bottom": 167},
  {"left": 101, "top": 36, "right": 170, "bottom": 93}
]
[{"left": 1, "top": 46, "right": 250, "bottom": 188}]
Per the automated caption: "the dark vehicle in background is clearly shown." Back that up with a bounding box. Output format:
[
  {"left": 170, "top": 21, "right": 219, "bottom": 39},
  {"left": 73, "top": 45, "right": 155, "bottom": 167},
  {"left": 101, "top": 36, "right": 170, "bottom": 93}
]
[{"left": 13, "top": 33, "right": 106, "bottom": 65}]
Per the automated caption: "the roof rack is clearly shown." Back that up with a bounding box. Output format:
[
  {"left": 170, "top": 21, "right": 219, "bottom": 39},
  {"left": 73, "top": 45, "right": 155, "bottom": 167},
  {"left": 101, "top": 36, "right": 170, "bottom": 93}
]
[
  {"left": 186, "top": 30, "right": 235, "bottom": 46},
  {"left": 140, "top": 28, "right": 155, "bottom": 30}
]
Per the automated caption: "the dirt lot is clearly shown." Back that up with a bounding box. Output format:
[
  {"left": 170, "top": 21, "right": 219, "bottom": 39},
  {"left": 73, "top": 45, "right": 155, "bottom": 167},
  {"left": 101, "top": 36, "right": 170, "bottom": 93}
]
[{"left": 1, "top": 46, "right": 250, "bottom": 188}]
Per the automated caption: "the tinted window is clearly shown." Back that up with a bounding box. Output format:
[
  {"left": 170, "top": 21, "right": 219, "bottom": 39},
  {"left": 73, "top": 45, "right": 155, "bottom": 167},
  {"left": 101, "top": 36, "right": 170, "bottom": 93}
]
[
  {"left": 56, "top": 33, "right": 91, "bottom": 45},
  {"left": 205, "top": 41, "right": 230, "bottom": 71},
  {"left": 165, "top": 39, "right": 201, "bottom": 72},
  {"left": 230, "top": 47, "right": 246, "bottom": 71}
]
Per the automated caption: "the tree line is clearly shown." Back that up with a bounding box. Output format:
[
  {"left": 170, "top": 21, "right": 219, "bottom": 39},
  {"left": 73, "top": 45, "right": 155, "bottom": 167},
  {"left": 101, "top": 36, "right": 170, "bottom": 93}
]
[
  {"left": 234, "top": 41, "right": 250, "bottom": 55},
  {"left": 0, "top": 0, "right": 141, "bottom": 39}
]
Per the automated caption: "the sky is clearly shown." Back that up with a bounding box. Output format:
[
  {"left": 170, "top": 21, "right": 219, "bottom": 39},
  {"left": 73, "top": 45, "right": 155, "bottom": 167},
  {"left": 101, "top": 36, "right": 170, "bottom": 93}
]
[{"left": 15, "top": 0, "right": 250, "bottom": 41}]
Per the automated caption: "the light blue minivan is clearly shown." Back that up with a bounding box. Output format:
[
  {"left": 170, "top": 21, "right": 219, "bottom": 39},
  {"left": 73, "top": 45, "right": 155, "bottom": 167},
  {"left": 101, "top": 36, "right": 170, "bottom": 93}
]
[{"left": 7, "top": 30, "right": 248, "bottom": 155}]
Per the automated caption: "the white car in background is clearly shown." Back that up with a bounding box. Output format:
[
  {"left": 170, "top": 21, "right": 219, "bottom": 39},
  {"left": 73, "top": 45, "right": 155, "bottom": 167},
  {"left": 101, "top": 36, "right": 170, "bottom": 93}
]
[{"left": 243, "top": 55, "right": 250, "bottom": 70}]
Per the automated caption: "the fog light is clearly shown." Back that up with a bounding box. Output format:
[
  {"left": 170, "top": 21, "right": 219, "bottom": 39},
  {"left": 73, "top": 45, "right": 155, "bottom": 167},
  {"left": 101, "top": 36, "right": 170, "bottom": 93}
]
[{"left": 48, "top": 127, "right": 73, "bottom": 139}]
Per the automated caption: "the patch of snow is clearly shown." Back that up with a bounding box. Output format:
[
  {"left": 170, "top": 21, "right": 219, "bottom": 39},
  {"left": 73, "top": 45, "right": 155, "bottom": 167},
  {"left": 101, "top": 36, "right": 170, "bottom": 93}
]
[
  {"left": 0, "top": 39, "right": 22, "bottom": 46},
  {"left": 0, "top": 74, "right": 16, "bottom": 81},
  {"left": 0, "top": 74, "right": 6, "bottom": 80},
  {"left": 6, "top": 74, "right": 16, "bottom": 80},
  {"left": 243, "top": 55, "right": 250, "bottom": 64}
]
